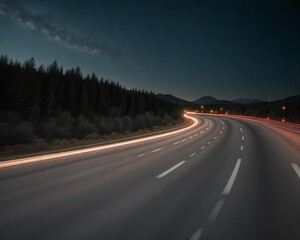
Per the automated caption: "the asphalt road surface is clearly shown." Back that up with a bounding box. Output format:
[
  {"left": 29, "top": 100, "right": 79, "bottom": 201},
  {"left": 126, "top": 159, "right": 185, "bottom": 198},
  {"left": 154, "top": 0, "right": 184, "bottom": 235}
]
[{"left": 1, "top": 113, "right": 300, "bottom": 240}]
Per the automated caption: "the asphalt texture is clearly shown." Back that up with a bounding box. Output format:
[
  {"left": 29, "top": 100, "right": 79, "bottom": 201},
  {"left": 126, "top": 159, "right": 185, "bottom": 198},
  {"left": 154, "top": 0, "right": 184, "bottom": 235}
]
[{"left": 0, "top": 114, "right": 299, "bottom": 240}]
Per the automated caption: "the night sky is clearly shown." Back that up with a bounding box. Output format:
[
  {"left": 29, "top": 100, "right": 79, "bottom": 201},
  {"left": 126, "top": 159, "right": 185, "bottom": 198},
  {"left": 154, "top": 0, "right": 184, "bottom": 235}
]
[{"left": 1, "top": 0, "right": 299, "bottom": 101}]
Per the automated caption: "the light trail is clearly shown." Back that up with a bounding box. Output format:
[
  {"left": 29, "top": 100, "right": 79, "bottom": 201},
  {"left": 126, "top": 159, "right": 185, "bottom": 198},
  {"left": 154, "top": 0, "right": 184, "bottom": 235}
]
[{"left": 0, "top": 114, "right": 199, "bottom": 169}]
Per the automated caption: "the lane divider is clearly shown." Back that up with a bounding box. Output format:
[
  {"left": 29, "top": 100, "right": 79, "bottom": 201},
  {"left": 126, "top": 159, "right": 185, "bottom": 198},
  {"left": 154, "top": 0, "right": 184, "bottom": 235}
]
[
  {"left": 156, "top": 161, "right": 186, "bottom": 178},
  {"left": 222, "top": 158, "right": 242, "bottom": 195},
  {"left": 291, "top": 163, "right": 300, "bottom": 179},
  {"left": 157, "top": 118, "right": 225, "bottom": 179},
  {"left": 152, "top": 147, "right": 165, "bottom": 153},
  {"left": 139, "top": 117, "right": 215, "bottom": 159},
  {"left": 191, "top": 118, "right": 244, "bottom": 240}
]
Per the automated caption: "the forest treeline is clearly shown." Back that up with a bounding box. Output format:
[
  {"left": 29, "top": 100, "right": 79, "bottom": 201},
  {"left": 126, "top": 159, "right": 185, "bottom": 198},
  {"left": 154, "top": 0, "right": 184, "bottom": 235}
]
[{"left": 0, "top": 55, "right": 180, "bottom": 146}]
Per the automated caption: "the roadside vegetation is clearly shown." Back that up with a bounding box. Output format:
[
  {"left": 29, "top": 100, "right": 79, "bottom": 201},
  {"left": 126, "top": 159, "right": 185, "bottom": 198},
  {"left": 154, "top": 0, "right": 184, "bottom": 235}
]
[{"left": 0, "top": 54, "right": 182, "bottom": 156}]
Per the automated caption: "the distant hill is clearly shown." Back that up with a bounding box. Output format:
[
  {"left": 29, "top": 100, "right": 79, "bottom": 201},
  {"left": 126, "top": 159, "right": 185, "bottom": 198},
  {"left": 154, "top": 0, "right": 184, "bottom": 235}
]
[
  {"left": 155, "top": 94, "right": 193, "bottom": 105},
  {"left": 156, "top": 93, "right": 299, "bottom": 110},
  {"left": 193, "top": 96, "right": 232, "bottom": 105},
  {"left": 232, "top": 98, "right": 265, "bottom": 105},
  {"left": 223, "top": 94, "right": 300, "bottom": 123},
  {"left": 156, "top": 94, "right": 261, "bottom": 106},
  {"left": 271, "top": 95, "right": 300, "bottom": 105}
]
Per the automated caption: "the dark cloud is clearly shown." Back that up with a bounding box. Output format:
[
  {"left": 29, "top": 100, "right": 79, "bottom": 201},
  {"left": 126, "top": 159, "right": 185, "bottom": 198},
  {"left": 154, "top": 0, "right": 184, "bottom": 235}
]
[{"left": 0, "top": 1, "right": 121, "bottom": 57}]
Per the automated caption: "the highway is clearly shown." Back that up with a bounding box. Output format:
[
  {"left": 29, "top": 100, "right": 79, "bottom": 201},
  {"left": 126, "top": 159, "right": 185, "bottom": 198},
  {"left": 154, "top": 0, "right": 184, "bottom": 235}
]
[{"left": 0, "top": 113, "right": 300, "bottom": 240}]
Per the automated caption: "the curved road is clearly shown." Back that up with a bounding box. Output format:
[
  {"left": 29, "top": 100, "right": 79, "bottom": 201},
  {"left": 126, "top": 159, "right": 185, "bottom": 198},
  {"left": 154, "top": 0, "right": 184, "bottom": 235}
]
[{"left": 0, "top": 113, "right": 300, "bottom": 240}]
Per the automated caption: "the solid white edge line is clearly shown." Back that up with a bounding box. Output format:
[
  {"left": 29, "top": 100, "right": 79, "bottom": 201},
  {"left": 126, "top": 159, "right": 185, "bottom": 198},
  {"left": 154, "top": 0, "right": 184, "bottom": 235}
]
[
  {"left": 156, "top": 161, "right": 186, "bottom": 178},
  {"left": 291, "top": 163, "right": 300, "bottom": 179},
  {"left": 222, "top": 158, "right": 242, "bottom": 195}
]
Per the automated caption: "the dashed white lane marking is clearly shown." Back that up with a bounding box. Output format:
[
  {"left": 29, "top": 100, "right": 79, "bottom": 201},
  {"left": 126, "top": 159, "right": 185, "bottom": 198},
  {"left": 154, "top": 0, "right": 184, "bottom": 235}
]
[
  {"left": 201, "top": 146, "right": 205, "bottom": 150},
  {"left": 182, "top": 139, "right": 187, "bottom": 142},
  {"left": 222, "top": 126, "right": 224, "bottom": 130},
  {"left": 200, "top": 131, "right": 204, "bottom": 134},
  {"left": 194, "top": 134, "right": 198, "bottom": 136},
  {"left": 189, "top": 136, "right": 193, "bottom": 139},
  {"left": 240, "top": 128, "right": 243, "bottom": 133},
  {"left": 152, "top": 147, "right": 164, "bottom": 152},
  {"left": 190, "top": 198, "right": 224, "bottom": 240},
  {"left": 156, "top": 161, "right": 186, "bottom": 178},
  {"left": 240, "top": 146, "right": 244, "bottom": 151},
  {"left": 222, "top": 158, "right": 242, "bottom": 195},
  {"left": 174, "top": 141, "right": 180, "bottom": 145},
  {"left": 208, "top": 141, "right": 211, "bottom": 145},
  {"left": 190, "top": 152, "right": 196, "bottom": 157},
  {"left": 206, "top": 128, "right": 209, "bottom": 130},
  {"left": 208, "top": 199, "right": 225, "bottom": 223},
  {"left": 214, "top": 136, "right": 217, "bottom": 140},
  {"left": 219, "top": 130, "right": 223, "bottom": 134},
  {"left": 291, "top": 163, "right": 300, "bottom": 179},
  {"left": 242, "top": 136, "right": 244, "bottom": 141},
  {"left": 191, "top": 228, "right": 203, "bottom": 240},
  {"left": 138, "top": 154, "right": 145, "bottom": 157}
]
